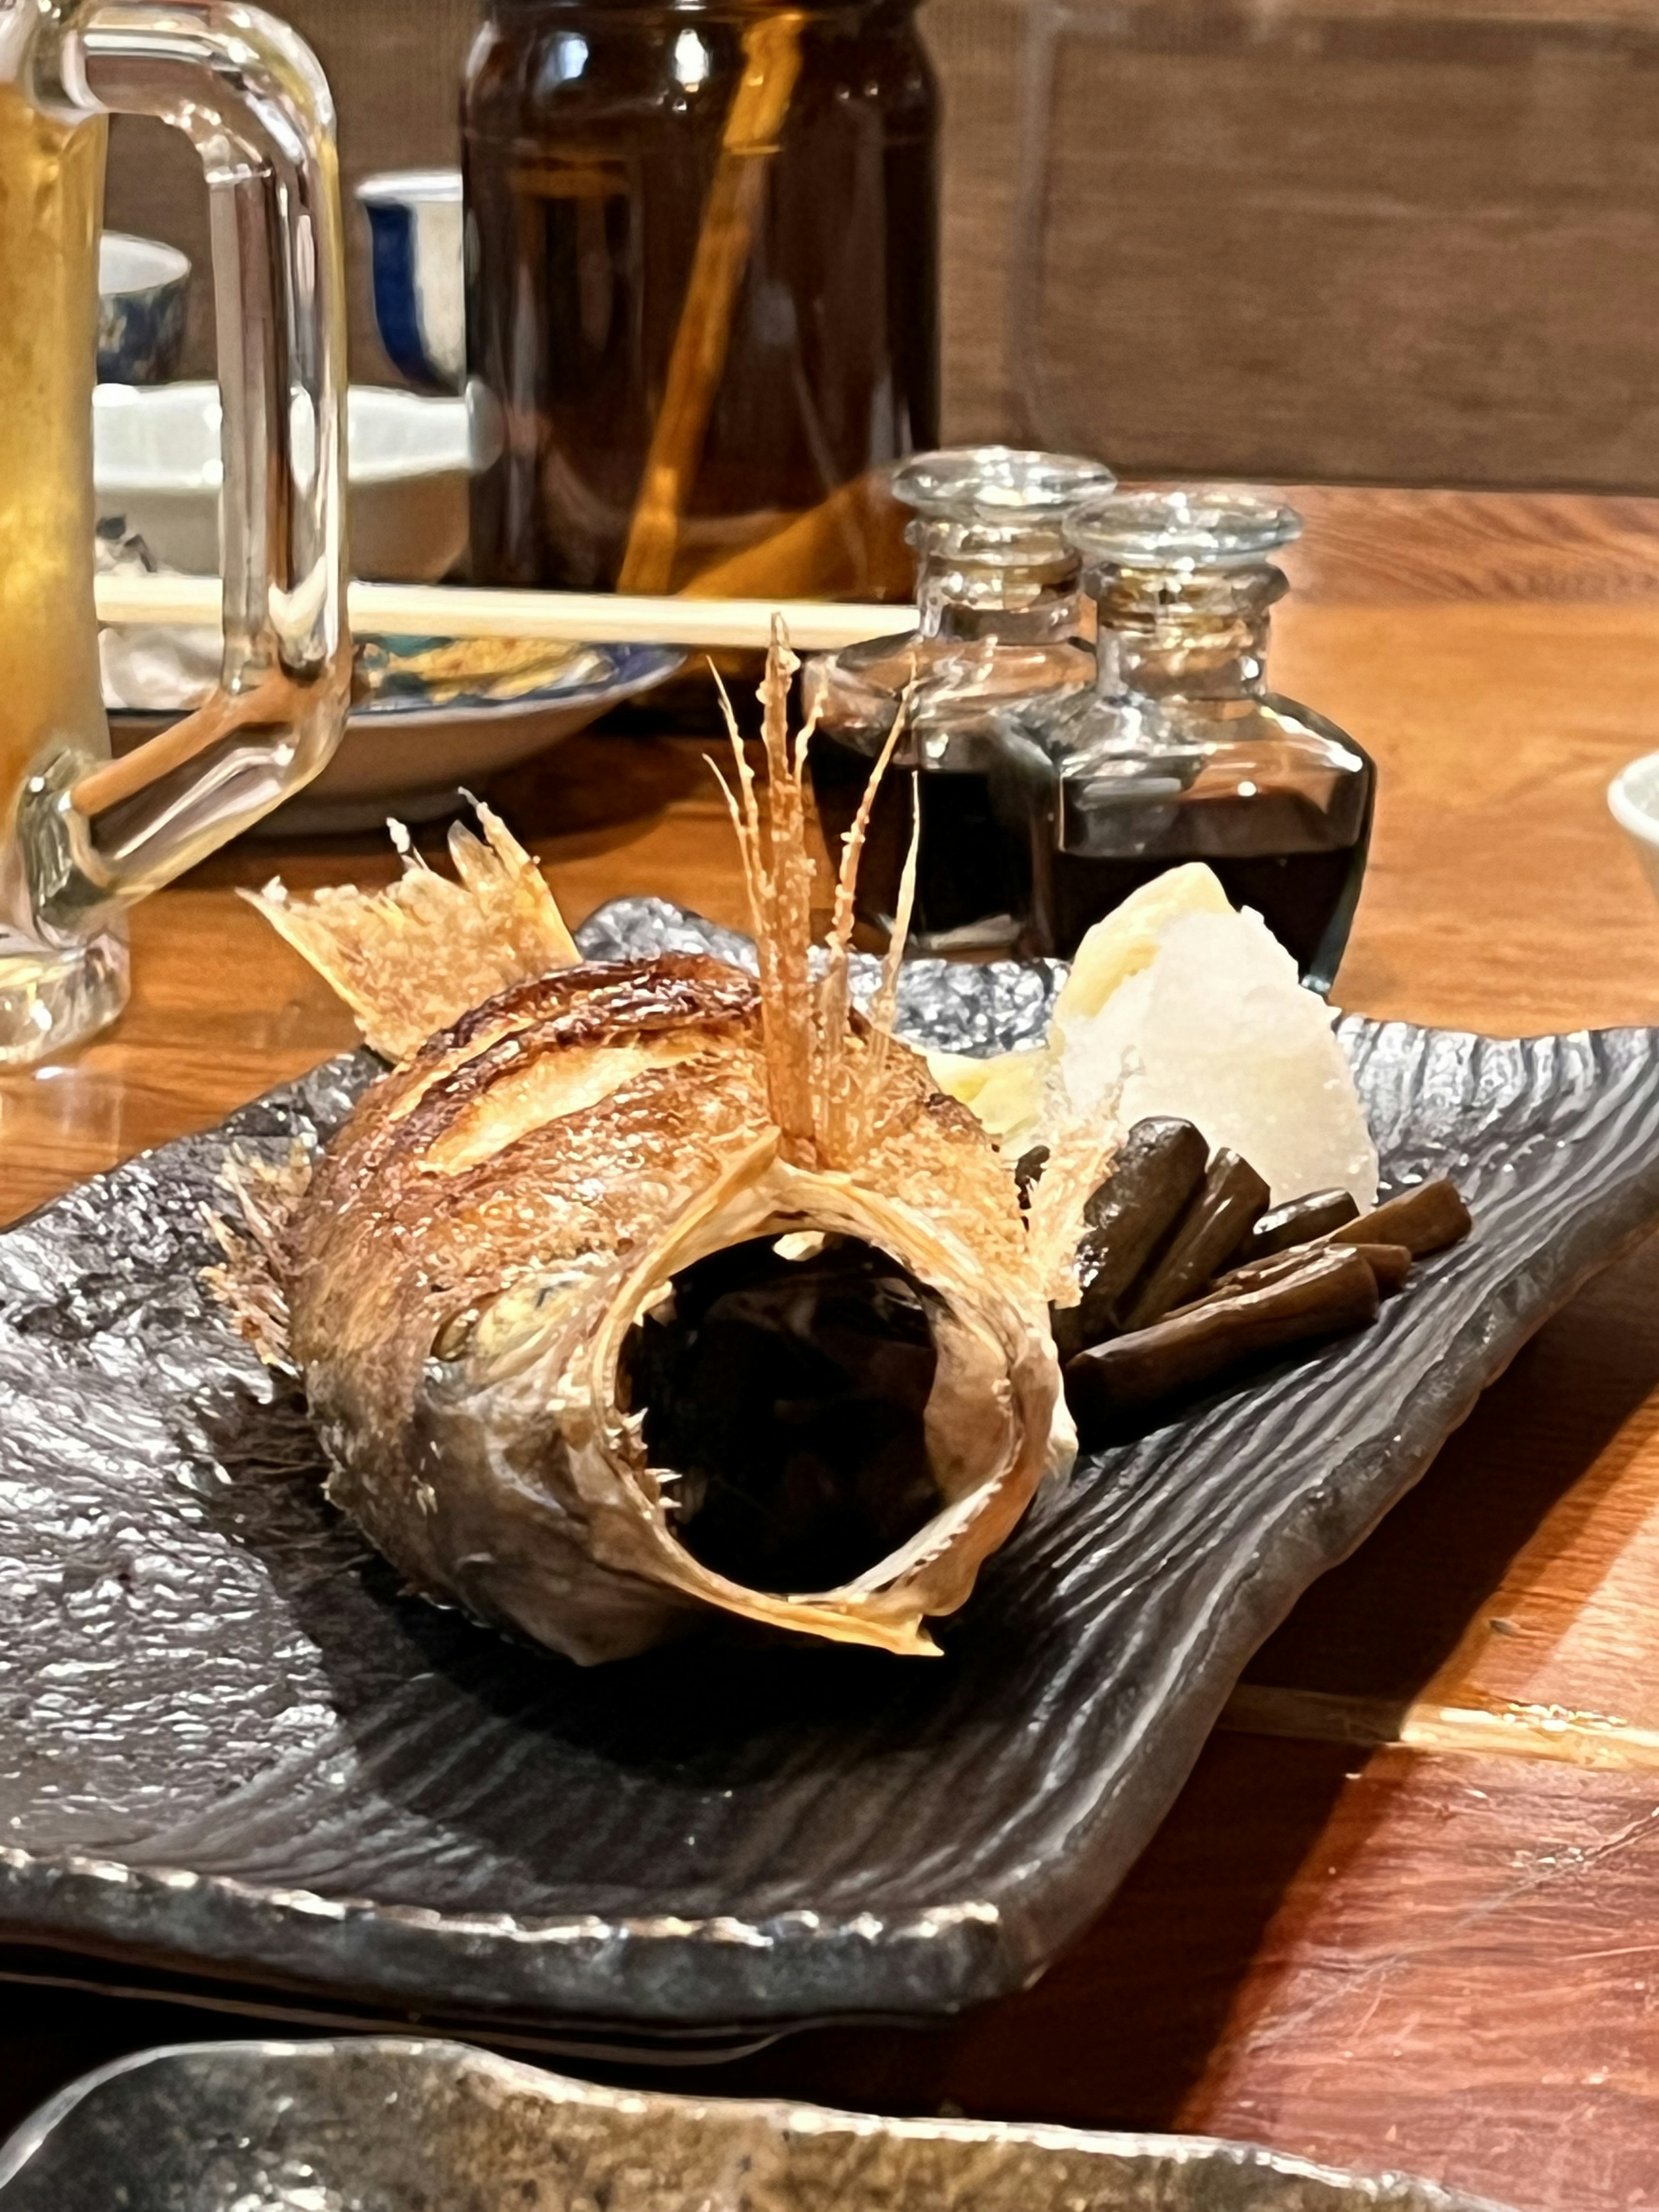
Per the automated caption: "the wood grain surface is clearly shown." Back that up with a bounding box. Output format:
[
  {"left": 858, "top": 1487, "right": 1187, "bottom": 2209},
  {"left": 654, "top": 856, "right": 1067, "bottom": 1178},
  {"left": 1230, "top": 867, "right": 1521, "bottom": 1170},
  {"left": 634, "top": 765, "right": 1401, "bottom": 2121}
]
[
  {"left": 938, "top": 0, "right": 1659, "bottom": 489},
  {"left": 5, "top": 483, "right": 1659, "bottom": 2207},
  {"left": 697, "top": 1733, "right": 1659, "bottom": 2212}
]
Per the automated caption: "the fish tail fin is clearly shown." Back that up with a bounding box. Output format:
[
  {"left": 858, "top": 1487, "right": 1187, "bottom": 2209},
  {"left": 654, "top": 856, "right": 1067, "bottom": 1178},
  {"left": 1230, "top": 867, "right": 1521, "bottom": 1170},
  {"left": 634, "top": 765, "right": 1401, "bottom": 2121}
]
[{"left": 242, "top": 801, "right": 580, "bottom": 1063}]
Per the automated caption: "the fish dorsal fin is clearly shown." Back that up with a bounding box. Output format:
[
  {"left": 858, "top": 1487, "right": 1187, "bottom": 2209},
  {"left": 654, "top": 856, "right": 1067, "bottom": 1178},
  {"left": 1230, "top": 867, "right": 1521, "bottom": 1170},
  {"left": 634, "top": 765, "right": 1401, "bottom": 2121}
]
[
  {"left": 244, "top": 802, "right": 580, "bottom": 1063},
  {"left": 713, "top": 619, "right": 918, "bottom": 1170}
]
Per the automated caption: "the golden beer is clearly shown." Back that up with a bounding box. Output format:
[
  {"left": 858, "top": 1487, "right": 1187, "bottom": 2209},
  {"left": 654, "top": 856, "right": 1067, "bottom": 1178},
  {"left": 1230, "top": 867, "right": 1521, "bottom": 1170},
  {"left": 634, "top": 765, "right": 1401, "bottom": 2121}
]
[
  {"left": 0, "top": 83, "right": 124, "bottom": 1052},
  {"left": 0, "top": 87, "right": 107, "bottom": 806}
]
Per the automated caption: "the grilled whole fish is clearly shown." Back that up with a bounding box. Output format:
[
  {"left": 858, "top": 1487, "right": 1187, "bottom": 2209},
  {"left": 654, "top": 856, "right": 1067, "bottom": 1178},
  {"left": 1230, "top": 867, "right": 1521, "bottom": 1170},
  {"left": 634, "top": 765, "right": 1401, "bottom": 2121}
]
[{"left": 219, "top": 634, "right": 1074, "bottom": 1664}]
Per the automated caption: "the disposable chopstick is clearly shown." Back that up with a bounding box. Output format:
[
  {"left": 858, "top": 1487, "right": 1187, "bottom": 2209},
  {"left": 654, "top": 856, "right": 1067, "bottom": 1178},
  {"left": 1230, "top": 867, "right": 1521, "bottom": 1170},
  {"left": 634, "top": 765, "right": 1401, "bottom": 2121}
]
[{"left": 92, "top": 573, "right": 918, "bottom": 653}]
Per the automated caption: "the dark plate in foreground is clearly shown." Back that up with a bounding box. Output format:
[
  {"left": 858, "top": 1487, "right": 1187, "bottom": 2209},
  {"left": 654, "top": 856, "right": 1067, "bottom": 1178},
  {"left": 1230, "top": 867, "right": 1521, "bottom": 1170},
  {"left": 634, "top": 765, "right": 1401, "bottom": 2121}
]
[
  {"left": 0, "top": 2036, "right": 1517, "bottom": 2212},
  {"left": 0, "top": 902, "right": 1656, "bottom": 2037}
]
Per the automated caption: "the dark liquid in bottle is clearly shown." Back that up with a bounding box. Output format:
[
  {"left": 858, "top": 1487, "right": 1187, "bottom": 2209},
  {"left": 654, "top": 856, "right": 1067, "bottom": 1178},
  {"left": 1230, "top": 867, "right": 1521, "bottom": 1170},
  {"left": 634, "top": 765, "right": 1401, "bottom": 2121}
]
[
  {"left": 1050, "top": 781, "right": 1372, "bottom": 988},
  {"left": 812, "top": 742, "right": 1370, "bottom": 983},
  {"left": 1047, "top": 845, "right": 1364, "bottom": 985},
  {"left": 811, "top": 730, "right": 1052, "bottom": 953}
]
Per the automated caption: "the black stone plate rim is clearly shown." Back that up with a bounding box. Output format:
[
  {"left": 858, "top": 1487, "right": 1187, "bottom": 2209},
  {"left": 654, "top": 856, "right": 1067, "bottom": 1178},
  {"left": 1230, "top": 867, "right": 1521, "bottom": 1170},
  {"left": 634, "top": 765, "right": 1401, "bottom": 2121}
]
[
  {"left": 0, "top": 1946, "right": 809, "bottom": 2065},
  {"left": 1, "top": 1007, "right": 1656, "bottom": 2035},
  {"left": 0, "top": 2034, "right": 1522, "bottom": 2211}
]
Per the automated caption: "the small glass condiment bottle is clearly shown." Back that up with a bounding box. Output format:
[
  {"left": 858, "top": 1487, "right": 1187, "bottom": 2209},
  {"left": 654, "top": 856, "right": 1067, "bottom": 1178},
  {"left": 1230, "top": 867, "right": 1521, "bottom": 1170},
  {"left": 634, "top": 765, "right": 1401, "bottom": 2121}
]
[
  {"left": 808, "top": 445, "right": 1115, "bottom": 953},
  {"left": 1026, "top": 488, "right": 1374, "bottom": 991}
]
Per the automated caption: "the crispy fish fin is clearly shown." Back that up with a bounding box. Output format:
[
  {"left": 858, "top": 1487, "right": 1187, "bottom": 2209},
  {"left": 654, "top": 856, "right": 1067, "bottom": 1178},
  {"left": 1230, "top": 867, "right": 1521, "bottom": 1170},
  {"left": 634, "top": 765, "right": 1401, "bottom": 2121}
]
[
  {"left": 1025, "top": 1117, "right": 1122, "bottom": 1309},
  {"left": 201, "top": 1142, "right": 314, "bottom": 1368},
  {"left": 243, "top": 801, "right": 580, "bottom": 1062},
  {"left": 715, "top": 617, "right": 915, "bottom": 1169}
]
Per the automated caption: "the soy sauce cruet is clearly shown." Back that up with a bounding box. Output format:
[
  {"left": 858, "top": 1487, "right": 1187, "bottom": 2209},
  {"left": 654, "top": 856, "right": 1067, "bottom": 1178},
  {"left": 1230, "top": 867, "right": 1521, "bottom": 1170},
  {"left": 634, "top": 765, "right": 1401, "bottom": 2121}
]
[
  {"left": 1031, "top": 489, "right": 1374, "bottom": 991},
  {"left": 808, "top": 445, "right": 1114, "bottom": 954}
]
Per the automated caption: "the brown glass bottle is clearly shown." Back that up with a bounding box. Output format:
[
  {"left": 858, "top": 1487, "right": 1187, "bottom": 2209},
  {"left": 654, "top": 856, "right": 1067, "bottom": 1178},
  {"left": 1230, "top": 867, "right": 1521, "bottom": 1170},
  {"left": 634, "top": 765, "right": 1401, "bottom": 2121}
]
[{"left": 463, "top": 0, "right": 938, "bottom": 599}]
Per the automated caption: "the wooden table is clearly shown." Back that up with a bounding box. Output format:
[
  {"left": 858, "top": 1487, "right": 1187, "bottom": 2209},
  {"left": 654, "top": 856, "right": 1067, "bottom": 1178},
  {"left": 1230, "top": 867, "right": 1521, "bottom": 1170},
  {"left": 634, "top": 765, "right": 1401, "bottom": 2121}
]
[{"left": 7, "top": 484, "right": 1659, "bottom": 2211}]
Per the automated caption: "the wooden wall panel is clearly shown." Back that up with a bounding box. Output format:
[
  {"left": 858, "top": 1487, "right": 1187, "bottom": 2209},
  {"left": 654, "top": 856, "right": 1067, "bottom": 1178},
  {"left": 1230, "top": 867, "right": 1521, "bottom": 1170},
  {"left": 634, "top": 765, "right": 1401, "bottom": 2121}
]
[
  {"left": 927, "top": 0, "right": 1026, "bottom": 443},
  {"left": 100, "top": 0, "right": 1659, "bottom": 491},
  {"left": 1017, "top": 2, "right": 1659, "bottom": 489}
]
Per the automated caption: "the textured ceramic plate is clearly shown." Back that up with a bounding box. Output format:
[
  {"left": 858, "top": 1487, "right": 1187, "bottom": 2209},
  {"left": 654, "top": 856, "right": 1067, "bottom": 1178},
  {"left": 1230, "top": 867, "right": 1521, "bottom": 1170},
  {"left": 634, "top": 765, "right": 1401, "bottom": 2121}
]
[
  {"left": 107, "top": 642, "right": 685, "bottom": 833},
  {"left": 0, "top": 2036, "right": 1518, "bottom": 2212},
  {"left": 1, "top": 902, "right": 1657, "bottom": 2038}
]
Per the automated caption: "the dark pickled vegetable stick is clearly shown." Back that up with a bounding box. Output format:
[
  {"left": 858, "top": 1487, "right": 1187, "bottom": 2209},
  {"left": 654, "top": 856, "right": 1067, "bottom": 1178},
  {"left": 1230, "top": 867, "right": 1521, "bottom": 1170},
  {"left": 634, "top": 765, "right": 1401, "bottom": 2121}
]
[
  {"left": 1188, "top": 1245, "right": 1318, "bottom": 1305},
  {"left": 1050, "top": 1117, "right": 1209, "bottom": 1360},
  {"left": 1119, "top": 1147, "right": 1270, "bottom": 1332},
  {"left": 1328, "top": 1177, "right": 1472, "bottom": 1258},
  {"left": 1236, "top": 1186, "right": 1360, "bottom": 1263},
  {"left": 1201, "top": 1237, "right": 1411, "bottom": 1306},
  {"left": 1064, "top": 1247, "right": 1381, "bottom": 1436},
  {"left": 1351, "top": 1240, "right": 1413, "bottom": 1294}
]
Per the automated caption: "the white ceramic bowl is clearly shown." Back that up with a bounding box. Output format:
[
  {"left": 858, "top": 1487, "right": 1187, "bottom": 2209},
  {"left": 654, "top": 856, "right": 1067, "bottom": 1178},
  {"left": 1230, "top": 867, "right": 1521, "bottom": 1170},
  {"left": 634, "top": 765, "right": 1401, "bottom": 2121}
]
[
  {"left": 1609, "top": 750, "right": 1659, "bottom": 904},
  {"left": 107, "top": 642, "right": 683, "bottom": 833},
  {"left": 93, "top": 381, "right": 470, "bottom": 581}
]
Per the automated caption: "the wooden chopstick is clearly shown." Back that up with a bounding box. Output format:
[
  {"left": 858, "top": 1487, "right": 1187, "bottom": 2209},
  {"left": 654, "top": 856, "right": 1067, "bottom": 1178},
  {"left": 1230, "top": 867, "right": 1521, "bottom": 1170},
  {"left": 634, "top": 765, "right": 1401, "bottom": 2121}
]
[{"left": 92, "top": 573, "right": 918, "bottom": 653}]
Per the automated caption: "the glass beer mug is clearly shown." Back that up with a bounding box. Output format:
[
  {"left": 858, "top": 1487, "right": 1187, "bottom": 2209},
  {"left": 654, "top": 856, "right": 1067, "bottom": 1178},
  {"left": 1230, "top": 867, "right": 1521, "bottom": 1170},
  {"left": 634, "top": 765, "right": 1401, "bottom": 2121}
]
[{"left": 0, "top": 0, "right": 349, "bottom": 1064}]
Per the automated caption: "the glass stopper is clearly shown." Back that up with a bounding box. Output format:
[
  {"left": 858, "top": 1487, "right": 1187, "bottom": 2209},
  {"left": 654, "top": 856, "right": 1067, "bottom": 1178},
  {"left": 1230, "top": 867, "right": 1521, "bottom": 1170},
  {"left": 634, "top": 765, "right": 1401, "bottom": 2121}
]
[
  {"left": 893, "top": 445, "right": 1117, "bottom": 522},
  {"left": 1065, "top": 487, "right": 1303, "bottom": 571}
]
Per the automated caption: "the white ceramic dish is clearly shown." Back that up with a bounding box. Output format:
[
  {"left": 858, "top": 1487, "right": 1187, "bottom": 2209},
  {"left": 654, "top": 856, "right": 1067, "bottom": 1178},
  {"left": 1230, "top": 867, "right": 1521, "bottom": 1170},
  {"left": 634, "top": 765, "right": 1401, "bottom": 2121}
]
[
  {"left": 107, "top": 640, "right": 683, "bottom": 834},
  {"left": 93, "top": 382, "right": 470, "bottom": 581},
  {"left": 1608, "top": 750, "right": 1659, "bottom": 903}
]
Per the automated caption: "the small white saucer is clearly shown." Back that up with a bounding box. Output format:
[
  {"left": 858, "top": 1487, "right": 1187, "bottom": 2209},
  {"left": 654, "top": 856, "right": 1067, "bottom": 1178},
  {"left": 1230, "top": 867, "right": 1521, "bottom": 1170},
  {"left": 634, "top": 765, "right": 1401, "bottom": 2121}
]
[{"left": 108, "top": 638, "right": 683, "bottom": 835}]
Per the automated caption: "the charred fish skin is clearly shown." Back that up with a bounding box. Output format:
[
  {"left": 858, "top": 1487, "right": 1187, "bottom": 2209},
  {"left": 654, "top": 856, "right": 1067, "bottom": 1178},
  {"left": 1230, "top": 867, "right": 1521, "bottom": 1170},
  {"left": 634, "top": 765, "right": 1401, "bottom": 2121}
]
[
  {"left": 281, "top": 953, "right": 1068, "bottom": 1666},
  {"left": 285, "top": 956, "right": 771, "bottom": 1660}
]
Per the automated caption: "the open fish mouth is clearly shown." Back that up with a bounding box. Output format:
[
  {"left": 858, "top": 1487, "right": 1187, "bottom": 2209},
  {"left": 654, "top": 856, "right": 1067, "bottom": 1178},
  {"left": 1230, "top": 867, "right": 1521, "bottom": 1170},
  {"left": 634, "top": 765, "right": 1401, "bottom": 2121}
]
[
  {"left": 285, "top": 960, "right": 1067, "bottom": 1665},
  {"left": 626, "top": 1230, "right": 952, "bottom": 1595},
  {"left": 214, "top": 630, "right": 1072, "bottom": 1665},
  {"left": 591, "top": 1149, "right": 1049, "bottom": 1610}
]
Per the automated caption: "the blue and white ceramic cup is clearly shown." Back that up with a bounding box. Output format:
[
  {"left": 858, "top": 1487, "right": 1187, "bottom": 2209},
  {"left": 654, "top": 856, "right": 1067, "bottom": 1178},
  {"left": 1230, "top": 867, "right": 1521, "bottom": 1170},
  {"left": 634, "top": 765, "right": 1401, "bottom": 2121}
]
[
  {"left": 356, "top": 168, "right": 465, "bottom": 395},
  {"left": 97, "top": 232, "right": 191, "bottom": 385}
]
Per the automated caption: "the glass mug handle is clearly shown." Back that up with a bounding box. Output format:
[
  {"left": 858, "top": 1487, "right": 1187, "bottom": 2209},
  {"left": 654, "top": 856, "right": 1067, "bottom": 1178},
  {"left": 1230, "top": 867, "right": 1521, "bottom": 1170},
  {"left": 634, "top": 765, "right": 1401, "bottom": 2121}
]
[{"left": 20, "top": 0, "right": 350, "bottom": 936}]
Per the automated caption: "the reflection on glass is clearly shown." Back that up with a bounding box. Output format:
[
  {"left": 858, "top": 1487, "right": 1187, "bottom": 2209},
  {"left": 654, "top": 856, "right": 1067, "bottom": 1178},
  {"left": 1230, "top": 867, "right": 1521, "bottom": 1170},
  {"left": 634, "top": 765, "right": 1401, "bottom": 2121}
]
[
  {"left": 809, "top": 444, "right": 1112, "bottom": 953},
  {"left": 1023, "top": 488, "right": 1373, "bottom": 988},
  {"left": 465, "top": 0, "right": 938, "bottom": 599}
]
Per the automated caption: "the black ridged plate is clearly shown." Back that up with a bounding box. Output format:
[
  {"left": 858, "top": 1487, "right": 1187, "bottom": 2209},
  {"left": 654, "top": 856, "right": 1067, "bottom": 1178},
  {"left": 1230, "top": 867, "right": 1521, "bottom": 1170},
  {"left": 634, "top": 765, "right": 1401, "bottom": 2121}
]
[
  {"left": 1, "top": 903, "right": 1657, "bottom": 2037},
  {"left": 0, "top": 2037, "right": 1517, "bottom": 2211}
]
